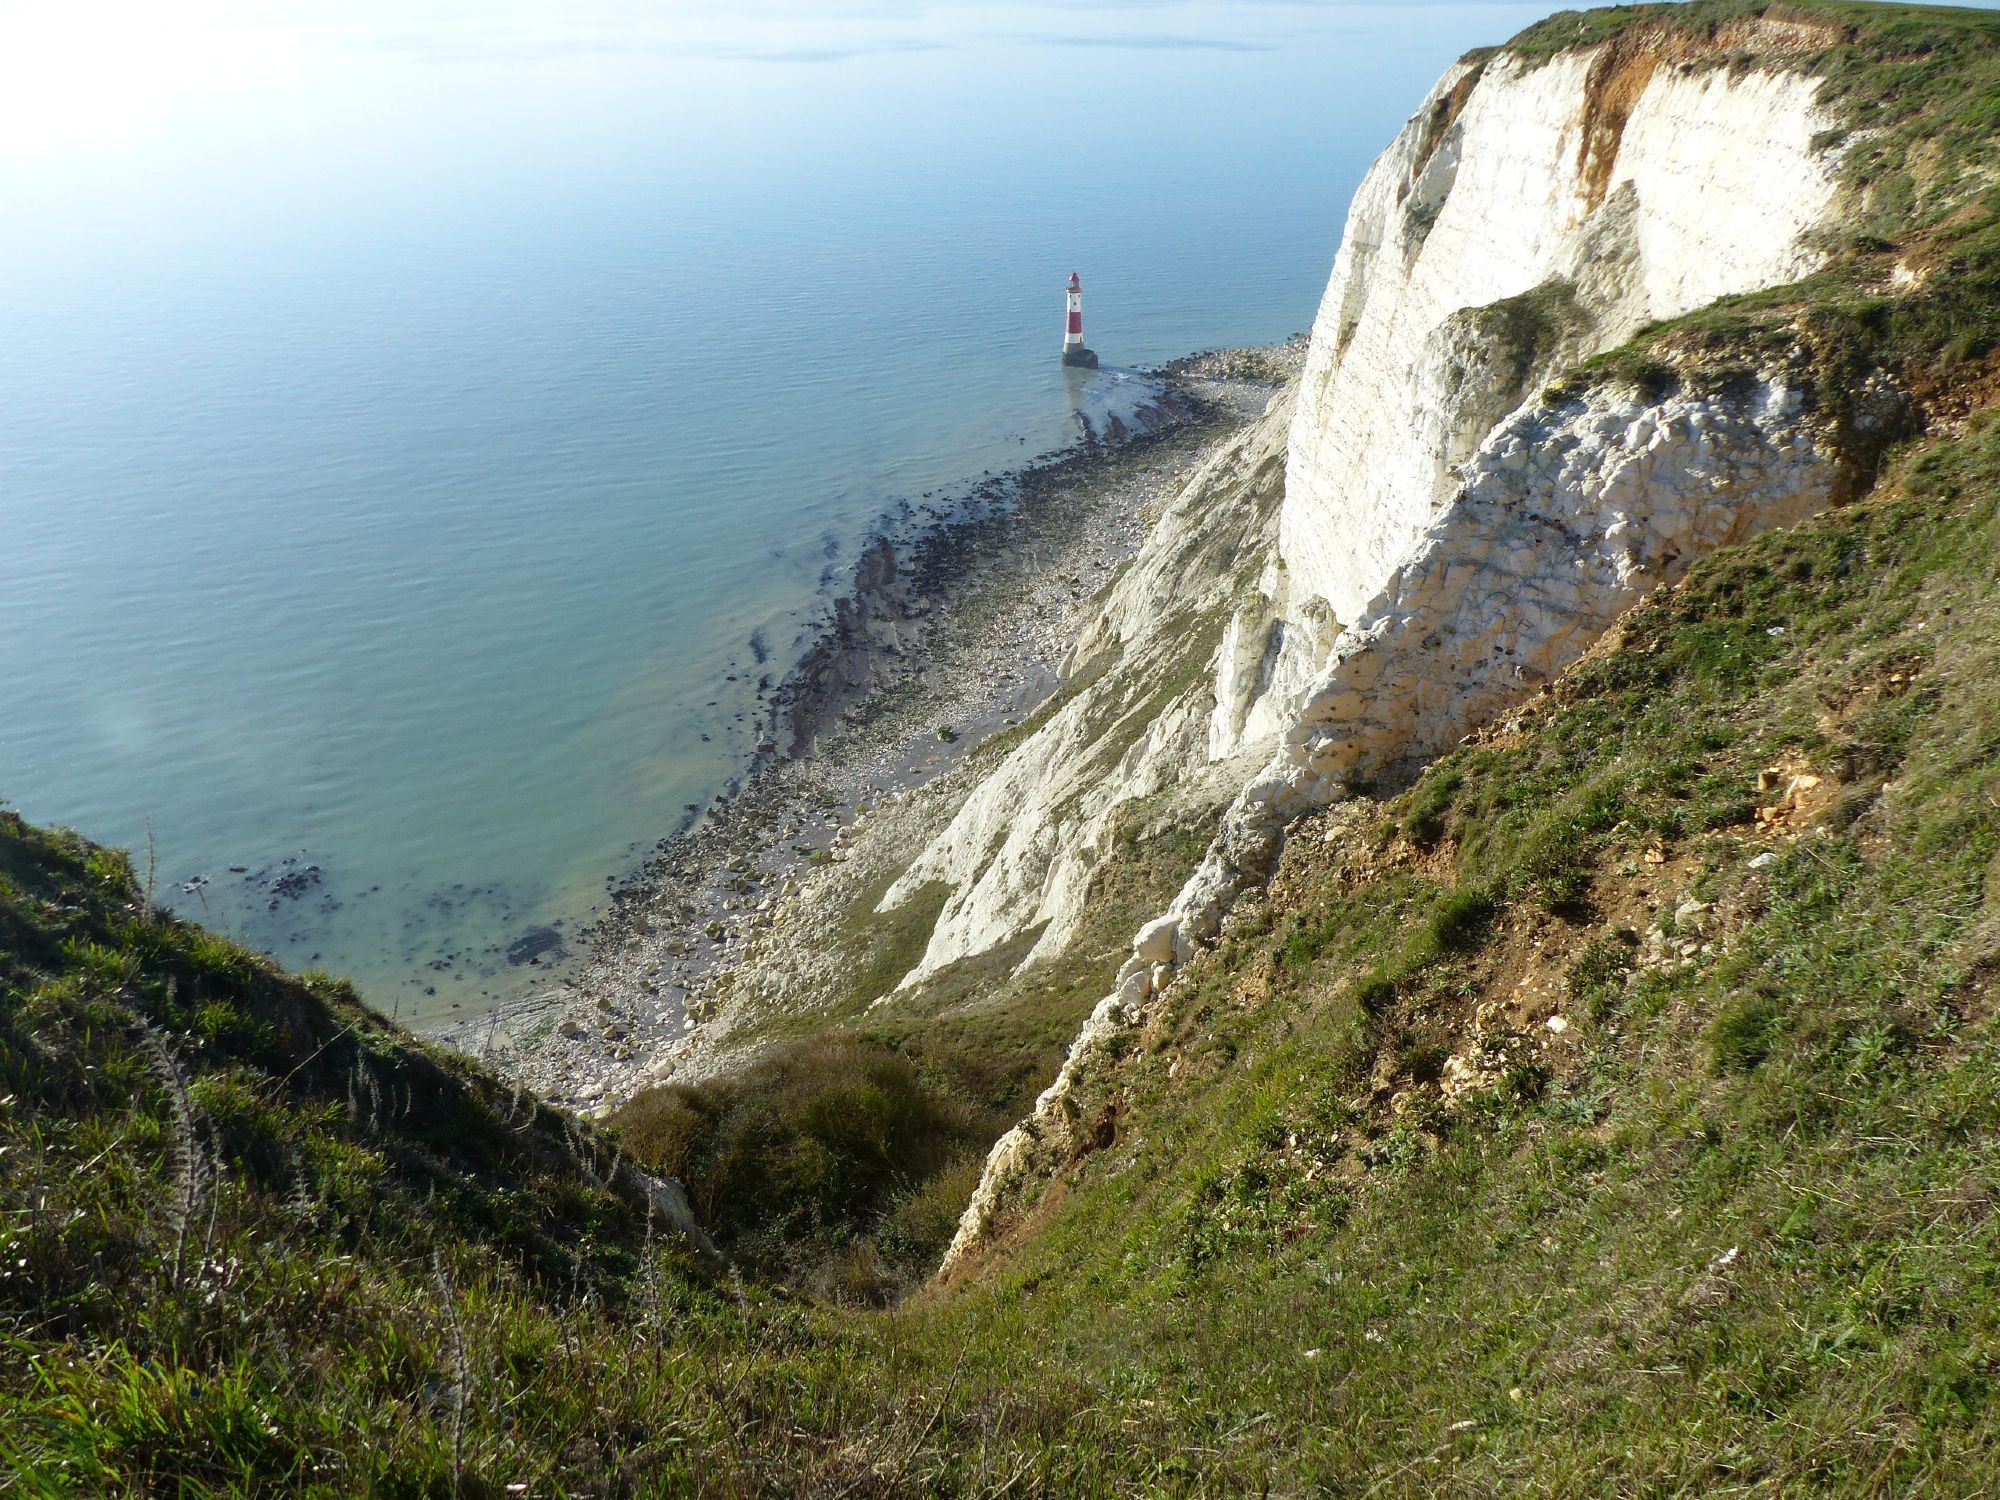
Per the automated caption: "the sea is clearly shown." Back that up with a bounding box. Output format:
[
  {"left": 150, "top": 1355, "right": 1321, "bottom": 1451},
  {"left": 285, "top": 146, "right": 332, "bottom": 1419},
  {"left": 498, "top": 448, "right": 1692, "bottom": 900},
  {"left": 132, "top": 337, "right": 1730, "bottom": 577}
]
[{"left": 1, "top": 0, "right": 1553, "bottom": 1025}]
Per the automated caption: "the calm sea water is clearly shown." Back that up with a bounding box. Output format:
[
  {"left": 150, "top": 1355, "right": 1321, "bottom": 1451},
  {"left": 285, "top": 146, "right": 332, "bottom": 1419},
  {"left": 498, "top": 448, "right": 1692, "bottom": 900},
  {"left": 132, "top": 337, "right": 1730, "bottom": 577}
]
[{"left": 1, "top": 0, "right": 1551, "bottom": 1024}]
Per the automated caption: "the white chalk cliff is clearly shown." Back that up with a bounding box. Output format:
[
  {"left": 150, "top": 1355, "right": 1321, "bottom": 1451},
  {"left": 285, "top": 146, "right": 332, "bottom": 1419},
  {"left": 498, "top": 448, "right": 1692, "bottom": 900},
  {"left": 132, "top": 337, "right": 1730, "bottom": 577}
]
[
  {"left": 1269, "top": 48, "right": 1839, "bottom": 729},
  {"left": 899, "top": 31, "right": 1845, "bottom": 990},
  {"left": 932, "top": 24, "right": 1876, "bottom": 1271},
  {"left": 876, "top": 390, "right": 1293, "bottom": 984}
]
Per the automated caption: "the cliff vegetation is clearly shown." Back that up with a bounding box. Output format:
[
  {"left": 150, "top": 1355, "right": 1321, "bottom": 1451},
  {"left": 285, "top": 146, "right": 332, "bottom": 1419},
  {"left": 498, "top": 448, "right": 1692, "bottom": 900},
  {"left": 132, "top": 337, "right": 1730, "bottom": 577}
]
[{"left": 8, "top": 2, "right": 2000, "bottom": 1494}]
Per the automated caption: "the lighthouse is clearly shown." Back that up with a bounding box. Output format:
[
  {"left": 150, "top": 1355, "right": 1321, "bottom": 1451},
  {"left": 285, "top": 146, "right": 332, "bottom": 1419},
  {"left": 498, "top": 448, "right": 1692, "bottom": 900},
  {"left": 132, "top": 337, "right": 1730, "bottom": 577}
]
[{"left": 1061, "top": 271, "right": 1099, "bottom": 369}]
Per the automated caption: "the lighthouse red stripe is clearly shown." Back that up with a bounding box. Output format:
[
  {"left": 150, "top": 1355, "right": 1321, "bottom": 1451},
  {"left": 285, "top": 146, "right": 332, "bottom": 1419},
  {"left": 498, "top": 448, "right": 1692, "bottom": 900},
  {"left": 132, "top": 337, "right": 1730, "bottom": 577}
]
[{"left": 1067, "top": 310, "right": 1083, "bottom": 334}]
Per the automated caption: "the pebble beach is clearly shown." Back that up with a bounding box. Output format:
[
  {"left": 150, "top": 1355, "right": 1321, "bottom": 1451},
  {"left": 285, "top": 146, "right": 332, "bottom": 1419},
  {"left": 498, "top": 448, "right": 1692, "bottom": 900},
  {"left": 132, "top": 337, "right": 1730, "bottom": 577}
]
[{"left": 438, "top": 341, "right": 1306, "bottom": 1109}]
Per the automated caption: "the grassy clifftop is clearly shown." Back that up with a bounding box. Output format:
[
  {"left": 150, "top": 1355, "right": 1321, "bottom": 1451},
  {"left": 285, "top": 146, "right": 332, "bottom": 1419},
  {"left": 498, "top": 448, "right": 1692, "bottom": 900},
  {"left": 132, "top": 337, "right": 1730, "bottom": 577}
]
[
  {"left": 8, "top": 2, "right": 2000, "bottom": 1493},
  {"left": 1499, "top": 0, "right": 2000, "bottom": 257}
]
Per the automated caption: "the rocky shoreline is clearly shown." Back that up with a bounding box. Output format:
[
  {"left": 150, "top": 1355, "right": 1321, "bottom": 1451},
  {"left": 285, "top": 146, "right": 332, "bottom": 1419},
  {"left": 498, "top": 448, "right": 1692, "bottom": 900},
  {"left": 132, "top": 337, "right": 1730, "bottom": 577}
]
[{"left": 437, "top": 341, "right": 1305, "bottom": 1111}]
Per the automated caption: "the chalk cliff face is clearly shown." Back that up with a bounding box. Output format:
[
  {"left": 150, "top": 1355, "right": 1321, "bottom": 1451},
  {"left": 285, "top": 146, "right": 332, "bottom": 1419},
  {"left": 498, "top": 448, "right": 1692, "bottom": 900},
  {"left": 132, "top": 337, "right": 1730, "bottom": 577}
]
[
  {"left": 877, "top": 392, "right": 1292, "bottom": 984},
  {"left": 1261, "top": 46, "right": 1842, "bottom": 743},
  {"left": 938, "top": 25, "right": 1883, "bottom": 1270},
  {"left": 897, "top": 25, "right": 1846, "bottom": 995}
]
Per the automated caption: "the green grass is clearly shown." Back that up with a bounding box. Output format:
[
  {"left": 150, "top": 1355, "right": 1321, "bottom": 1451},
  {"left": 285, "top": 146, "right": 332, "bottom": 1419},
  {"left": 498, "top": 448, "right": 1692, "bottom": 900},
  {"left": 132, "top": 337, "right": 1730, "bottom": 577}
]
[
  {"left": 9, "top": 5, "right": 2000, "bottom": 1493},
  {"left": 6, "top": 357, "right": 1999, "bottom": 1499},
  {"left": 606, "top": 1034, "right": 988, "bottom": 1298},
  {"left": 843, "top": 404, "right": 2000, "bottom": 1493}
]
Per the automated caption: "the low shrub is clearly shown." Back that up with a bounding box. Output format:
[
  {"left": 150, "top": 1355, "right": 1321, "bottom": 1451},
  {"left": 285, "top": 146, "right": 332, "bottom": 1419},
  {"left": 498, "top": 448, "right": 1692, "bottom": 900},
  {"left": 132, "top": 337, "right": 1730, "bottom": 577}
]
[
  {"left": 1568, "top": 930, "right": 1638, "bottom": 1018},
  {"left": 609, "top": 1035, "right": 987, "bottom": 1284},
  {"left": 1711, "top": 988, "right": 1788, "bottom": 1073},
  {"left": 1402, "top": 767, "right": 1464, "bottom": 847},
  {"left": 1418, "top": 885, "right": 1499, "bottom": 958}
]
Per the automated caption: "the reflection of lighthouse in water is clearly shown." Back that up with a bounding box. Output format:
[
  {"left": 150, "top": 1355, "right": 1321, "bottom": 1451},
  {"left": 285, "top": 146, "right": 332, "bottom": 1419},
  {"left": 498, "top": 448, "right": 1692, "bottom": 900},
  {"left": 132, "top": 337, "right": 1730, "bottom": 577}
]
[{"left": 1060, "top": 271, "right": 1098, "bottom": 369}]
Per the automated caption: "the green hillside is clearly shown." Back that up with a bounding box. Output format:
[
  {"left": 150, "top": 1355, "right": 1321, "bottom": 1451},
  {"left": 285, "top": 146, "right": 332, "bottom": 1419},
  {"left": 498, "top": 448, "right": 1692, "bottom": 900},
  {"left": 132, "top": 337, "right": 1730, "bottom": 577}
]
[{"left": 8, "top": 1, "right": 2000, "bottom": 1493}]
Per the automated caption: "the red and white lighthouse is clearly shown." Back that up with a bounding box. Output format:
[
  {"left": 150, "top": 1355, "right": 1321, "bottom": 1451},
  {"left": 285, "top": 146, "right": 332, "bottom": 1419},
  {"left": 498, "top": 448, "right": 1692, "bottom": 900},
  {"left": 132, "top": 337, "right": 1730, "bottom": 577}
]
[{"left": 1061, "top": 271, "right": 1098, "bottom": 369}]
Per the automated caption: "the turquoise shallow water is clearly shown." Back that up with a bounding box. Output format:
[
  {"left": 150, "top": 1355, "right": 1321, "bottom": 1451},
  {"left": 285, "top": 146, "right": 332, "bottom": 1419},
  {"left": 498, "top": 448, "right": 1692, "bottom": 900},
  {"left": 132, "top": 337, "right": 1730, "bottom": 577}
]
[{"left": 0, "top": 1, "right": 1552, "bottom": 1023}]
